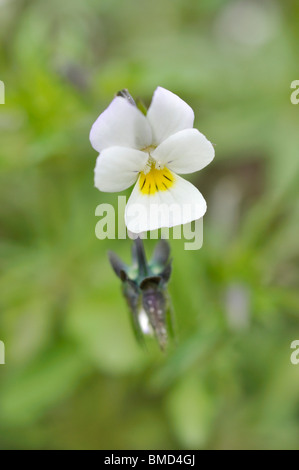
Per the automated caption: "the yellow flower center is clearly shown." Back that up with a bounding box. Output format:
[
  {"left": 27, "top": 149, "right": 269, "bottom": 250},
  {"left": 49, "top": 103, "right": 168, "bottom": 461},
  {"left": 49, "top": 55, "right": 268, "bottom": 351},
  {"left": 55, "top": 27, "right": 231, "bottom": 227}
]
[{"left": 139, "top": 160, "right": 175, "bottom": 195}]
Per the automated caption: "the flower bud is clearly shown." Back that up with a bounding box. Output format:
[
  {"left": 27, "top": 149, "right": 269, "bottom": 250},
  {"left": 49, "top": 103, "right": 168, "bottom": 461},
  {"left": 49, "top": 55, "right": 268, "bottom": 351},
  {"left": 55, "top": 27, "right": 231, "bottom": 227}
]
[{"left": 108, "top": 239, "right": 173, "bottom": 350}]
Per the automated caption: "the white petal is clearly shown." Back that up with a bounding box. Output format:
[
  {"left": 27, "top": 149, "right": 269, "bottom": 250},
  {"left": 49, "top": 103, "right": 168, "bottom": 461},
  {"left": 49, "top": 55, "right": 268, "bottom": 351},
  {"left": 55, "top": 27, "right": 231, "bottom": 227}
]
[
  {"left": 90, "top": 97, "right": 152, "bottom": 152},
  {"left": 152, "top": 128, "right": 215, "bottom": 174},
  {"left": 147, "top": 87, "right": 194, "bottom": 145},
  {"left": 94, "top": 147, "right": 148, "bottom": 192},
  {"left": 138, "top": 309, "right": 153, "bottom": 335},
  {"left": 125, "top": 174, "right": 206, "bottom": 233}
]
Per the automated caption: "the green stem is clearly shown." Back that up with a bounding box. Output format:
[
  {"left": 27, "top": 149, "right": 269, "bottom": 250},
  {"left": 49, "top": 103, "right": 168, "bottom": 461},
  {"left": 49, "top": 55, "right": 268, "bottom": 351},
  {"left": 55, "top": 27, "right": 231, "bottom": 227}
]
[{"left": 134, "top": 237, "right": 148, "bottom": 278}]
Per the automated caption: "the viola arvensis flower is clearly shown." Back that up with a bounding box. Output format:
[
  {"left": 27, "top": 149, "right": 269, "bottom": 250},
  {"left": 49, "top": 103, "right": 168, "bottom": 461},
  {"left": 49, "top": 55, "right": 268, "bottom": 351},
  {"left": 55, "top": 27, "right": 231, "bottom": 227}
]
[{"left": 90, "top": 87, "right": 215, "bottom": 233}]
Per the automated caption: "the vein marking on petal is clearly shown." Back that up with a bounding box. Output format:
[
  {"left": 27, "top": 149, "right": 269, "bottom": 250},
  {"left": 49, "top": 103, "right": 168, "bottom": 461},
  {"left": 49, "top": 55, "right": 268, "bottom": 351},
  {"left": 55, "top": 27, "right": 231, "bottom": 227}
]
[{"left": 139, "top": 166, "right": 175, "bottom": 195}]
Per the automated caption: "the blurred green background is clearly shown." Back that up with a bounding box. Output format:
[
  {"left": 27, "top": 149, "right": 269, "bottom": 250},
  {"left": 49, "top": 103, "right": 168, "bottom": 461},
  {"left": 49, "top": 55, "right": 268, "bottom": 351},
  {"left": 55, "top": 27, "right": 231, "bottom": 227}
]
[{"left": 1, "top": 0, "right": 299, "bottom": 450}]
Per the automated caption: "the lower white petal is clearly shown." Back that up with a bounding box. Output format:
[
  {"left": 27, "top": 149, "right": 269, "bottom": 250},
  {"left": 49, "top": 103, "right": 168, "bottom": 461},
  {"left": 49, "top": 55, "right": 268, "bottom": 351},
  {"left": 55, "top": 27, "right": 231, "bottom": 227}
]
[
  {"left": 94, "top": 146, "right": 148, "bottom": 192},
  {"left": 125, "top": 173, "right": 207, "bottom": 233},
  {"left": 152, "top": 128, "right": 215, "bottom": 174}
]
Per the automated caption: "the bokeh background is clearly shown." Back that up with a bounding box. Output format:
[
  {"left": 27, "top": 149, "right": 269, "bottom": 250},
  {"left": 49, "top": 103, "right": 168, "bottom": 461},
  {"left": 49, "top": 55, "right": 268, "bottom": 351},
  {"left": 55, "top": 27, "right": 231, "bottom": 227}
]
[{"left": 1, "top": 0, "right": 299, "bottom": 450}]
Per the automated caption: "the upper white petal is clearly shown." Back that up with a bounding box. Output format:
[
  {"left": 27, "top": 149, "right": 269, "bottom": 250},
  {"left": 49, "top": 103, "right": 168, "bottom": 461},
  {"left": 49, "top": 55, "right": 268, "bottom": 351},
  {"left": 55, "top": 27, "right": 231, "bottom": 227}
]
[
  {"left": 90, "top": 97, "right": 152, "bottom": 152},
  {"left": 152, "top": 128, "right": 215, "bottom": 174},
  {"left": 125, "top": 174, "right": 206, "bottom": 233},
  {"left": 146, "top": 87, "right": 194, "bottom": 145},
  {"left": 94, "top": 147, "right": 148, "bottom": 192}
]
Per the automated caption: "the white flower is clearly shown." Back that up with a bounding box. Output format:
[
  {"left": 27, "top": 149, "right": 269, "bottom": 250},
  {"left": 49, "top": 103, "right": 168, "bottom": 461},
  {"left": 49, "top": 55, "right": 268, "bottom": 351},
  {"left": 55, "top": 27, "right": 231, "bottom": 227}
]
[{"left": 90, "top": 87, "right": 215, "bottom": 233}]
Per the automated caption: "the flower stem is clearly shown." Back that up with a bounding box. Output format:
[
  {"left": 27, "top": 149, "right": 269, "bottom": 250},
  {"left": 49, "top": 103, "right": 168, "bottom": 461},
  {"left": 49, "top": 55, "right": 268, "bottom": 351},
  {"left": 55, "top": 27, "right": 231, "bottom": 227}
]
[
  {"left": 134, "top": 237, "right": 148, "bottom": 278},
  {"left": 116, "top": 89, "right": 136, "bottom": 107}
]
